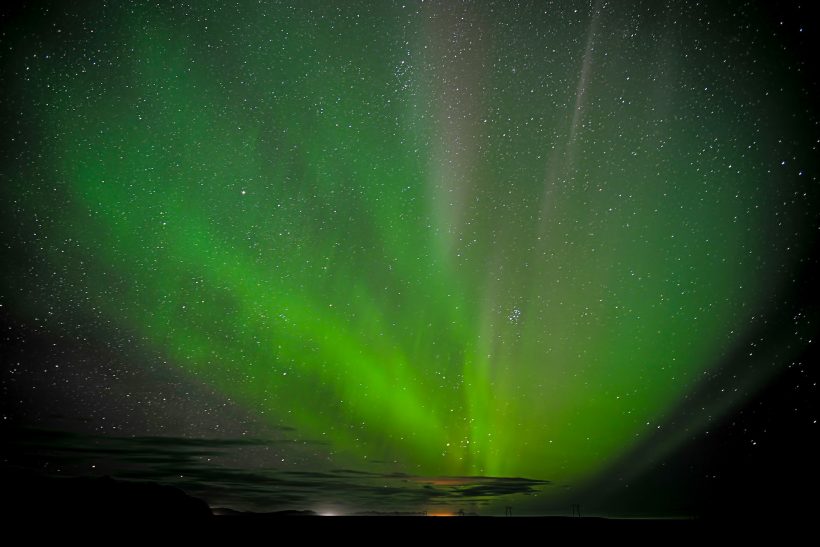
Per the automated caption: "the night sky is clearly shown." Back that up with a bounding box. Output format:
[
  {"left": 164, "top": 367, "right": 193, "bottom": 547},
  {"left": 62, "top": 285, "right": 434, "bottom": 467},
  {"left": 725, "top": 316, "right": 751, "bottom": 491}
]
[{"left": 1, "top": 0, "right": 817, "bottom": 518}]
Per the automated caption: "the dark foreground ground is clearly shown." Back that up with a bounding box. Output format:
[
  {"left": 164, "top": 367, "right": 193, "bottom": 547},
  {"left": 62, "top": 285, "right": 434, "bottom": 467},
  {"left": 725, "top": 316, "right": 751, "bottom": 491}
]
[
  {"left": 0, "top": 512, "right": 788, "bottom": 544},
  {"left": 0, "top": 470, "right": 798, "bottom": 542}
]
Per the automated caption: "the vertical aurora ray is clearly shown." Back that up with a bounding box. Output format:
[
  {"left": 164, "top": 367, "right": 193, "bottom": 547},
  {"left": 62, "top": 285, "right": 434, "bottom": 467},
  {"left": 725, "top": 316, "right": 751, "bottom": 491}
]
[{"left": 1, "top": 0, "right": 815, "bottom": 505}]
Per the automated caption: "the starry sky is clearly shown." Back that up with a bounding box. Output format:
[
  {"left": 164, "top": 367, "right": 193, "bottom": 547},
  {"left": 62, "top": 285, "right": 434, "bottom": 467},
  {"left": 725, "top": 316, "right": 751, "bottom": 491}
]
[{"left": 1, "top": 0, "right": 817, "bottom": 517}]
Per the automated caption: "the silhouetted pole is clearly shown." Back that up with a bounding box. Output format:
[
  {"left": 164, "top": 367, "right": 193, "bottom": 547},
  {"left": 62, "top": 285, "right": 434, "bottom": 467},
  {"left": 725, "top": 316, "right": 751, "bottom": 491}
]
[{"left": 505, "top": 506, "right": 513, "bottom": 517}]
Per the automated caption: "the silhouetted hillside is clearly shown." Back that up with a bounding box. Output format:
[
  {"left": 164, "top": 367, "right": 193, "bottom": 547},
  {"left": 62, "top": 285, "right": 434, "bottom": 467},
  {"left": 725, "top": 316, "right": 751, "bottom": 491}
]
[
  {"left": 0, "top": 468, "right": 212, "bottom": 520},
  {"left": 213, "top": 507, "right": 317, "bottom": 517}
]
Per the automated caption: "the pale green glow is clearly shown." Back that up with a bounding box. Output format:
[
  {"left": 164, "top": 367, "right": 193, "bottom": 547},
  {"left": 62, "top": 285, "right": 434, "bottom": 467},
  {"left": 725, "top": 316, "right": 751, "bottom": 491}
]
[{"left": 5, "top": 0, "right": 811, "bottom": 493}]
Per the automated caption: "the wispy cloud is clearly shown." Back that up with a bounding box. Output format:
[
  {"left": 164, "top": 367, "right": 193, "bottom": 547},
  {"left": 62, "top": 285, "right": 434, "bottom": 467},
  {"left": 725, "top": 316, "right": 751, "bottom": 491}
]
[{"left": 2, "top": 427, "right": 550, "bottom": 512}]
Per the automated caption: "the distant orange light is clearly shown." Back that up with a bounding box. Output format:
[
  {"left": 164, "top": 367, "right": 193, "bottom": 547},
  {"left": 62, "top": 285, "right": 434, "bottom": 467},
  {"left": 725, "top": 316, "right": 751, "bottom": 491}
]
[{"left": 428, "top": 512, "right": 455, "bottom": 517}]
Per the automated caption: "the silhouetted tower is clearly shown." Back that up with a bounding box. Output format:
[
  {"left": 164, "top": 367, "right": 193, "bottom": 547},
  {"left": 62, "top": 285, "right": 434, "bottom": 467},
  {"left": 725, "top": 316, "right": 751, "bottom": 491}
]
[
  {"left": 571, "top": 503, "right": 581, "bottom": 517},
  {"left": 505, "top": 506, "right": 513, "bottom": 517}
]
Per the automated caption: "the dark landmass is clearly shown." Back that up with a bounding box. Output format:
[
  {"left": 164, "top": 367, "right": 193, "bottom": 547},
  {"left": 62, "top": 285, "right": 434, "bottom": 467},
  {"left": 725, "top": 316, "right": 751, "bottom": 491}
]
[
  {"left": 213, "top": 507, "right": 318, "bottom": 517},
  {"left": 0, "top": 468, "right": 794, "bottom": 542},
  {"left": 1, "top": 467, "right": 212, "bottom": 520}
]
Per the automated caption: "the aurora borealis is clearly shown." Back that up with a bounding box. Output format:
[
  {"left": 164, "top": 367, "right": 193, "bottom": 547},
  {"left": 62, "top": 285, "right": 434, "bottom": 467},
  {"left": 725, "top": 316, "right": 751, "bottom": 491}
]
[{"left": 1, "top": 0, "right": 817, "bottom": 518}]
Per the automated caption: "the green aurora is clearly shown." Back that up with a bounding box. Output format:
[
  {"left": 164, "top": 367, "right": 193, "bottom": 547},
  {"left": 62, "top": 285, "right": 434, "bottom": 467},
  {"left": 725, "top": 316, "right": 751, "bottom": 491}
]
[{"left": 1, "top": 0, "right": 816, "bottom": 512}]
